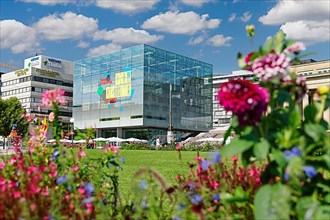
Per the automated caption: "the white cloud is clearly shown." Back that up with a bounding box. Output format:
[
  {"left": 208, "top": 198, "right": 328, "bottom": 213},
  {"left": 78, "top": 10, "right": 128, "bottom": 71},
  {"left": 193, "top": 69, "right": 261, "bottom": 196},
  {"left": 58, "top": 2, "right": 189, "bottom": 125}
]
[
  {"left": 76, "top": 40, "right": 90, "bottom": 48},
  {"left": 19, "top": 0, "right": 74, "bottom": 6},
  {"left": 0, "top": 20, "right": 41, "bottom": 54},
  {"left": 141, "top": 11, "right": 220, "bottom": 35},
  {"left": 259, "top": 0, "right": 329, "bottom": 24},
  {"left": 207, "top": 35, "right": 233, "bottom": 47},
  {"left": 87, "top": 43, "right": 122, "bottom": 57},
  {"left": 188, "top": 36, "right": 205, "bottom": 45},
  {"left": 281, "top": 20, "right": 330, "bottom": 45},
  {"left": 240, "top": 12, "right": 252, "bottom": 22},
  {"left": 94, "top": 28, "right": 163, "bottom": 45},
  {"left": 94, "top": 0, "right": 160, "bottom": 14},
  {"left": 180, "top": 0, "right": 214, "bottom": 7},
  {"left": 259, "top": 0, "right": 330, "bottom": 44},
  {"left": 228, "top": 13, "right": 236, "bottom": 22},
  {"left": 34, "top": 11, "right": 98, "bottom": 40}
]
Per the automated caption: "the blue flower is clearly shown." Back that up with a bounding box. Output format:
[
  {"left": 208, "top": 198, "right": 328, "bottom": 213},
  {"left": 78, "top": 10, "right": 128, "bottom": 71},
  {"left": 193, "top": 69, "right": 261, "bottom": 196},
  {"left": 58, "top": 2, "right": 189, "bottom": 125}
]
[
  {"left": 188, "top": 183, "right": 195, "bottom": 190},
  {"left": 85, "top": 182, "right": 94, "bottom": 196},
  {"left": 201, "top": 160, "right": 210, "bottom": 171},
  {"left": 212, "top": 193, "right": 220, "bottom": 201},
  {"left": 303, "top": 166, "right": 317, "bottom": 179},
  {"left": 284, "top": 172, "right": 289, "bottom": 181},
  {"left": 139, "top": 180, "right": 147, "bottom": 191},
  {"left": 189, "top": 193, "right": 203, "bottom": 204},
  {"left": 56, "top": 175, "right": 68, "bottom": 185},
  {"left": 141, "top": 197, "right": 148, "bottom": 208},
  {"left": 178, "top": 202, "right": 186, "bottom": 210},
  {"left": 52, "top": 150, "right": 59, "bottom": 161},
  {"left": 214, "top": 151, "right": 221, "bottom": 163},
  {"left": 82, "top": 197, "right": 94, "bottom": 204},
  {"left": 119, "top": 157, "right": 126, "bottom": 163},
  {"left": 283, "top": 146, "right": 301, "bottom": 161}
]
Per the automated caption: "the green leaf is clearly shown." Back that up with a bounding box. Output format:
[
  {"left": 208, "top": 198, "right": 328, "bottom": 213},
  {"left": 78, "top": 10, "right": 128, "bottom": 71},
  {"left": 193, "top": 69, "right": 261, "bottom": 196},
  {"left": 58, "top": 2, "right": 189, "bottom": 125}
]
[
  {"left": 312, "top": 205, "right": 330, "bottom": 220},
  {"left": 274, "top": 31, "right": 285, "bottom": 53},
  {"left": 254, "top": 184, "right": 291, "bottom": 220},
  {"left": 304, "top": 123, "right": 326, "bottom": 141},
  {"left": 262, "top": 38, "right": 274, "bottom": 54},
  {"left": 220, "top": 138, "right": 254, "bottom": 157},
  {"left": 304, "top": 105, "right": 317, "bottom": 122},
  {"left": 277, "top": 90, "right": 291, "bottom": 106},
  {"left": 253, "top": 138, "right": 270, "bottom": 160},
  {"left": 288, "top": 105, "right": 301, "bottom": 128},
  {"left": 296, "top": 197, "right": 319, "bottom": 220}
]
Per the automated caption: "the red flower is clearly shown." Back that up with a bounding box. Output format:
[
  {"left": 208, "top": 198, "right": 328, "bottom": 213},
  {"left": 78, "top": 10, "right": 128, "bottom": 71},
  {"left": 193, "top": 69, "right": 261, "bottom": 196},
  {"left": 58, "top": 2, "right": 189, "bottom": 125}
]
[{"left": 218, "top": 79, "right": 269, "bottom": 126}]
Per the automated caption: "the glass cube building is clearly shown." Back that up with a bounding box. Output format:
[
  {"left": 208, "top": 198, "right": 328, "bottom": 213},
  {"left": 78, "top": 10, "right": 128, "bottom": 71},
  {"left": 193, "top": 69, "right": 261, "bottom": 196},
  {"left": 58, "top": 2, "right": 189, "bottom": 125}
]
[{"left": 73, "top": 44, "right": 212, "bottom": 140}]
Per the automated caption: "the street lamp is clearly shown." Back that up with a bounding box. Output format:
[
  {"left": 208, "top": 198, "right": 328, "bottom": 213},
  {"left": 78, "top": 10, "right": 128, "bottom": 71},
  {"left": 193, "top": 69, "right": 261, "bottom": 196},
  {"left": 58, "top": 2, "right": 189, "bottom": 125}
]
[{"left": 70, "top": 117, "right": 75, "bottom": 147}]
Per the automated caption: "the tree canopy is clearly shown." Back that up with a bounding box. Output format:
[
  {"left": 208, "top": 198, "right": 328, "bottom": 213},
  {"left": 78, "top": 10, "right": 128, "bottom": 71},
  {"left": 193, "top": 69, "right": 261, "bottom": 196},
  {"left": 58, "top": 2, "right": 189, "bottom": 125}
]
[{"left": 0, "top": 97, "right": 28, "bottom": 137}]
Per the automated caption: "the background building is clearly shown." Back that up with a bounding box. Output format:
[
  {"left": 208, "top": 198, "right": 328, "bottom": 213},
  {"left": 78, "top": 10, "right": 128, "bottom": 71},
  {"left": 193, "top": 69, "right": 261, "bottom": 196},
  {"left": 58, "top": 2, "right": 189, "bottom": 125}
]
[
  {"left": 73, "top": 44, "right": 213, "bottom": 141},
  {"left": 290, "top": 59, "right": 330, "bottom": 124},
  {"left": 212, "top": 70, "right": 254, "bottom": 129},
  {"left": 1, "top": 55, "right": 74, "bottom": 124}
]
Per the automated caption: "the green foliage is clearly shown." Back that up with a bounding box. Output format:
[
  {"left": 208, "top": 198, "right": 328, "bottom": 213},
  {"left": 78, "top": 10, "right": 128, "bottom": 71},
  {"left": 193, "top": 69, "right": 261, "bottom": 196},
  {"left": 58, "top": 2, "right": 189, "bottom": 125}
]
[
  {"left": 254, "top": 184, "right": 291, "bottom": 220},
  {"left": 0, "top": 97, "right": 28, "bottom": 136}
]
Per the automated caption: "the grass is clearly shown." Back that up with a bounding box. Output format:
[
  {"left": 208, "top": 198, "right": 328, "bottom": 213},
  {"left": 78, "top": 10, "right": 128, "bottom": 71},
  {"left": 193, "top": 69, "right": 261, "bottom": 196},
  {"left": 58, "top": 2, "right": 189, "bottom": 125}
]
[{"left": 86, "top": 149, "right": 208, "bottom": 197}]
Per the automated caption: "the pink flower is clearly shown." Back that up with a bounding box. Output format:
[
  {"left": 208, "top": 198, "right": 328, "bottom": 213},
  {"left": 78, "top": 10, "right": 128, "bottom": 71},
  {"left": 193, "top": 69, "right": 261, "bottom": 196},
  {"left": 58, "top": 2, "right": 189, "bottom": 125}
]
[
  {"left": 284, "top": 42, "right": 305, "bottom": 54},
  {"left": 218, "top": 79, "right": 269, "bottom": 126},
  {"left": 13, "top": 191, "right": 21, "bottom": 198},
  {"left": 0, "top": 162, "right": 5, "bottom": 169},
  {"left": 41, "top": 88, "right": 67, "bottom": 107},
  {"left": 72, "top": 164, "right": 79, "bottom": 171},
  {"left": 78, "top": 187, "right": 86, "bottom": 195},
  {"left": 252, "top": 53, "right": 291, "bottom": 81},
  {"left": 41, "top": 189, "right": 49, "bottom": 196},
  {"left": 77, "top": 151, "right": 86, "bottom": 157},
  {"left": 176, "top": 143, "right": 181, "bottom": 151}
]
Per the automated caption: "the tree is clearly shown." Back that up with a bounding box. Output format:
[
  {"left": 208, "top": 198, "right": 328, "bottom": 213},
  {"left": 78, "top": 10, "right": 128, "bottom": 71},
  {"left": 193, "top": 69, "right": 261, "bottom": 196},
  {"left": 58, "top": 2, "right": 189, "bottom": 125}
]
[{"left": 0, "top": 97, "right": 29, "bottom": 137}]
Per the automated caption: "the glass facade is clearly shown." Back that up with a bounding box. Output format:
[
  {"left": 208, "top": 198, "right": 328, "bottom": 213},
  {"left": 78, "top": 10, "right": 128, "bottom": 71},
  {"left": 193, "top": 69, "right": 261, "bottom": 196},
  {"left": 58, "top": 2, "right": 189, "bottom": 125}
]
[{"left": 73, "top": 44, "right": 212, "bottom": 138}]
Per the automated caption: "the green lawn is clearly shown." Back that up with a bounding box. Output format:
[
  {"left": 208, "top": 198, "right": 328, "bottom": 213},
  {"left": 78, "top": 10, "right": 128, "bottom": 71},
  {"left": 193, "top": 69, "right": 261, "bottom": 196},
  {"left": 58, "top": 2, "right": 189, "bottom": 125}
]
[{"left": 86, "top": 149, "right": 208, "bottom": 197}]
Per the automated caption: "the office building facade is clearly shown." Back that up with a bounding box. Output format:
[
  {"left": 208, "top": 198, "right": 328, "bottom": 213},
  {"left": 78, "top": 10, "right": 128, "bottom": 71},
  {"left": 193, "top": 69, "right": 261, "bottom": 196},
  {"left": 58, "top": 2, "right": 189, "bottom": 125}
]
[
  {"left": 73, "top": 44, "right": 213, "bottom": 140},
  {"left": 1, "top": 55, "right": 74, "bottom": 124}
]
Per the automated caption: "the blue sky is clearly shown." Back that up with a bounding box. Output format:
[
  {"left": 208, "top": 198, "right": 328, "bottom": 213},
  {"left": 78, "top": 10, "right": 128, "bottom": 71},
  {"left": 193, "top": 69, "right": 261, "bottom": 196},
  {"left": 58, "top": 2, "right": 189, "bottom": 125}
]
[{"left": 1, "top": 0, "right": 329, "bottom": 74}]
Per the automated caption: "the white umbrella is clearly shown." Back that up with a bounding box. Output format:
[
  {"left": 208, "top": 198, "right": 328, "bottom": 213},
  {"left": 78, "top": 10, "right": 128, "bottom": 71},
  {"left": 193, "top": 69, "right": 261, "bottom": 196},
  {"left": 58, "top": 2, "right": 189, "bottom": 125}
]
[
  {"left": 93, "top": 137, "right": 107, "bottom": 141},
  {"left": 196, "top": 137, "right": 223, "bottom": 143},
  {"left": 73, "top": 139, "right": 86, "bottom": 143},
  {"left": 106, "top": 137, "right": 124, "bottom": 142},
  {"left": 47, "top": 139, "right": 56, "bottom": 143},
  {"left": 125, "top": 137, "right": 148, "bottom": 143}
]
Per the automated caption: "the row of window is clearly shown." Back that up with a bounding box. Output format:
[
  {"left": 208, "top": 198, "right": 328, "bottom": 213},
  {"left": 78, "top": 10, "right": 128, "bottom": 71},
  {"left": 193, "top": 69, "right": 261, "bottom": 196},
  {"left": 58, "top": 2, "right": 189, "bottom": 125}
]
[
  {"left": 2, "top": 76, "right": 31, "bottom": 86},
  {"left": 30, "top": 109, "right": 72, "bottom": 117},
  {"left": 2, "top": 87, "right": 72, "bottom": 97},
  {"left": 2, "top": 75, "right": 73, "bottom": 87},
  {"left": 2, "top": 87, "right": 31, "bottom": 96}
]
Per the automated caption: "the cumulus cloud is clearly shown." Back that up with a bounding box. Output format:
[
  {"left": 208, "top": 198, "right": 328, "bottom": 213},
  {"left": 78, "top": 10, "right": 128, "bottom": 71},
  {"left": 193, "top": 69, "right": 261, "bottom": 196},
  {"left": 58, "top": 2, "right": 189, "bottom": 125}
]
[
  {"left": 207, "top": 35, "right": 233, "bottom": 47},
  {"left": 240, "top": 12, "right": 252, "bottom": 22},
  {"left": 228, "top": 13, "right": 236, "bottom": 22},
  {"left": 188, "top": 36, "right": 205, "bottom": 45},
  {"left": 281, "top": 20, "right": 330, "bottom": 45},
  {"left": 94, "top": 28, "right": 163, "bottom": 45},
  {"left": 87, "top": 43, "right": 122, "bottom": 57},
  {"left": 0, "top": 20, "right": 41, "bottom": 54},
  {"left": 76, "top": 40, "right": 90, "bottom": 48},
  {"left": 259, "top": 0, "right": 330, "bottom": 44},
  {"left": 95, "top": 0, "right": 160, "bottom": 14},
  {"left": 180, "top": 0, "right": 214, "bottom": 7},
  {"left": 18, "top": 0, "right": 74, "bottom": 5},
  {"left": 34, "top": 11, "right": 98, "bottom": 40},
  {"left": 259, "top": 0, "right": 329, "bottom": 24},
  {"left": 141, "top": 11, "right": 220, "bottom": 35}
]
